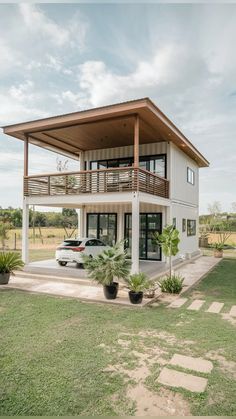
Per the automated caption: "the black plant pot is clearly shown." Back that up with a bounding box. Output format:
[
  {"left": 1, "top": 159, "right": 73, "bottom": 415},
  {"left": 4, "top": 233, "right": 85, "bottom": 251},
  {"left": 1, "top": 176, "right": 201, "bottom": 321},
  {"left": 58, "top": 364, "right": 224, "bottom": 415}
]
[
  {"left": 0, "top": 273, "right": 10, "bottom": 285},
  {"left": 103, "top": 282, "right": 119, "bottom": 300},
  {"left": 129, "top": 290, "right": 143, "bottom": 304}
]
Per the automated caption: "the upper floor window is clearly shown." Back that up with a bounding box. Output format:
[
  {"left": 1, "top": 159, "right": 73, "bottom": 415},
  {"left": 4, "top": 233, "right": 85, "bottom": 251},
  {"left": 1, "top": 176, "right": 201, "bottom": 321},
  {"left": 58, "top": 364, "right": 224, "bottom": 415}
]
[
  {"left": 90, "top": 154, "right": 167, "bottom": 178},
  {"left": 187, "top": 167, "right": 195, "bottom": 185},
  {"left": 187, "top": 220, "right": 196, "bottom": 236}
]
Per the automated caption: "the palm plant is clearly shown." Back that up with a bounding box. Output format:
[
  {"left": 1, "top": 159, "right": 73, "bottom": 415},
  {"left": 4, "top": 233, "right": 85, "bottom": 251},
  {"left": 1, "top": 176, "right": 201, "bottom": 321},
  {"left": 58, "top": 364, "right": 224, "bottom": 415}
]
[
  {"left": 126, "top": 272, "right": 150, "bottom": 292},
  {"left": 82, "top": 241, "right": 131, "bottom": 286},
  {"left": 0, "top": 252, "right": 24, "bottom": 274}
]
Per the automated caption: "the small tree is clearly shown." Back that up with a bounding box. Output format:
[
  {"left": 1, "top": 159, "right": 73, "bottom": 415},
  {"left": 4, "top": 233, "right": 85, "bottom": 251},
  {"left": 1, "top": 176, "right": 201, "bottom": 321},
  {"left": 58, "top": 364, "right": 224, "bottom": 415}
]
[{"left": 153, "top": 225, "right": 180, "bottom": 279}]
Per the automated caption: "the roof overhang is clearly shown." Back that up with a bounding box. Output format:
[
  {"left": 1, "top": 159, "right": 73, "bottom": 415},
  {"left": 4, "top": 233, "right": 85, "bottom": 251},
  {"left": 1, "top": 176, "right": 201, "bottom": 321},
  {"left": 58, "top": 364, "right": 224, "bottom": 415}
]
[{"left": 2, "top": 97, "right": 209, "bottom": 167}]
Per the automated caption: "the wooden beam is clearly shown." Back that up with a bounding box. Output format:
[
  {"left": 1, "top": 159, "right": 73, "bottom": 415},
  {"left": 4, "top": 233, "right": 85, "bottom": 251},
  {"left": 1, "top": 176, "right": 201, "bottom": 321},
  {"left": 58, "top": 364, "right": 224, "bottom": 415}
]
[
  {"left": 134, "top": 115, "right": 139, "bottom": 168},
  {"left": 24, "top": 135, "right": 29, "bottom": 176}
]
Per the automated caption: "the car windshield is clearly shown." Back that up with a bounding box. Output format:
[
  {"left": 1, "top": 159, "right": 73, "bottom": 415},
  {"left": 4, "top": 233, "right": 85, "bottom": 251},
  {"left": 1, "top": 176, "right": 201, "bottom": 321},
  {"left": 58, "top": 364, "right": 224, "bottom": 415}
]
[{"left": 61, "top": 240, "right": 82, "bottom": 247}]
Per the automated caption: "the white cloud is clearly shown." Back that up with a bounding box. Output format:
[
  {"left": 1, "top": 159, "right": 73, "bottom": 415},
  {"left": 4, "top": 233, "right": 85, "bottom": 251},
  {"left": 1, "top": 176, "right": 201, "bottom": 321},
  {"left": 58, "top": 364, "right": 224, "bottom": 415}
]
[{"left": 19, "top": 4, "right": 88, "bottom": 50}]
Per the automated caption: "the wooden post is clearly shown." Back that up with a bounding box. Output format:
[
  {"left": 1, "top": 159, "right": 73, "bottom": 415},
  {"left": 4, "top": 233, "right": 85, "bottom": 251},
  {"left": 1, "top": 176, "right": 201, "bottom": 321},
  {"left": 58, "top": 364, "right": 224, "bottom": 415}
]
[
  {"left": 24, "top": 135, "right": 29, "bottom": 177},
  {"left": 134, "top": 115, "right": 139, "bottom": 168}
]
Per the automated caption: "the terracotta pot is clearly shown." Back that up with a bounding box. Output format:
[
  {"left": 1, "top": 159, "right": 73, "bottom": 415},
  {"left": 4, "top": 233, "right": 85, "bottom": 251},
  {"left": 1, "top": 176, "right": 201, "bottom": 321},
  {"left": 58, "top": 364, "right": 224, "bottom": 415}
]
[
  {"left": 214, "top": 249, "right": 223, "bottom": 258},
  {"left": 0, "top": 272, "right": 10, "bottom": 284}
]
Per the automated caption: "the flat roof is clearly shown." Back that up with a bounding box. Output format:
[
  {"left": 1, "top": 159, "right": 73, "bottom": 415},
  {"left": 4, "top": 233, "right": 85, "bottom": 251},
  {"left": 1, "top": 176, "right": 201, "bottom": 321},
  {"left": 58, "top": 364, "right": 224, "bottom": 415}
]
[{"left": 2, "top": 97, "right": 209, "bottom": 167}]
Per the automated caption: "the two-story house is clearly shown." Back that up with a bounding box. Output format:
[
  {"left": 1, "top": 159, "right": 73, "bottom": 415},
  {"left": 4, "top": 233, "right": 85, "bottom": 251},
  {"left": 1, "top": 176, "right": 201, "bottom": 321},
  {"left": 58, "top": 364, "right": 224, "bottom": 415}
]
[{"left": 2, "top": 98, "right": 209, "bottom": 273}]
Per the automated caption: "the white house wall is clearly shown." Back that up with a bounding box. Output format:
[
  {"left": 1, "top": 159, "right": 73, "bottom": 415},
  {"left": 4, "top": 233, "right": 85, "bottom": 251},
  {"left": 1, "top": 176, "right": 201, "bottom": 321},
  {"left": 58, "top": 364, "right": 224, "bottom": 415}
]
[
  {"left": 172, "top": 202, "right": 199, "bottom": 258},
  {"left": 170, "top": 143, "right": 199, "bottom": 206}
]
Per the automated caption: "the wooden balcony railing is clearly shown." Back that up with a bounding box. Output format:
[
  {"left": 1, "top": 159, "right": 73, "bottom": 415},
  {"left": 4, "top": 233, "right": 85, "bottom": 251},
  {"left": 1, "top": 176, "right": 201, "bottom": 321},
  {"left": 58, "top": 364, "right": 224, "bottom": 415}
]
[{"left": 24, "top": 167, "right": 169, "bottom": 199}]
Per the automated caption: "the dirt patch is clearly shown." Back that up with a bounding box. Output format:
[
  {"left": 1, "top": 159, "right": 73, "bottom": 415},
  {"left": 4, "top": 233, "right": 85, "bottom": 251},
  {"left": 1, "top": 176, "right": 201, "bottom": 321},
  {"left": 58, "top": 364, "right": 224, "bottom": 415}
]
[
  {"left": 221, "top": 313, "right": 236, "bottom": 327},
  {"left": 190, "top": 291, "right": 206, "bottom": 299},
  {"left": 101, "top": 330, "right": 191, "bottom": 416},
  {"left": 128, "top": 383, "right": 190, "bottom": 416},
  {"left": 206, "top": 350, "right": 236, "bottom": 379}
]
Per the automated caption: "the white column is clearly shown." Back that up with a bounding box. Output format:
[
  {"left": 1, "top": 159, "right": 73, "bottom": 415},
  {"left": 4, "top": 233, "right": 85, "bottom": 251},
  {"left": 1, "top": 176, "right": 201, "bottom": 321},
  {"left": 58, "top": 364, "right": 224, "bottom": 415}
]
[
  {"left": 131, "top": 192, "right": 139, "bottom": 274},
  {"left": 79, "top": 206, "right": 85, "bottom": 237},
  {"left": 22, "top": 198, "right": 29, "bottom": 264}
]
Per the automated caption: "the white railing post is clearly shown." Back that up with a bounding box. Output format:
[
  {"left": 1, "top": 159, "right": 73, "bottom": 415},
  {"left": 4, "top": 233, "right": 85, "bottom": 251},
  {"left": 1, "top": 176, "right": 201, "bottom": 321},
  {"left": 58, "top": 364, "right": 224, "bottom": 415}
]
[{"left": 22, "top": 198, "right": 29, "bottom": 264}]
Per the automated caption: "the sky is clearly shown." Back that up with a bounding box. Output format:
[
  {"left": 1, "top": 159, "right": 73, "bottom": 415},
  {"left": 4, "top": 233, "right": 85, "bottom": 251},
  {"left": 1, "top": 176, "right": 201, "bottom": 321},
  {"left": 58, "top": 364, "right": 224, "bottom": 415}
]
[{"left": 0, "top": 3, "right": 235, "bottom": 214}]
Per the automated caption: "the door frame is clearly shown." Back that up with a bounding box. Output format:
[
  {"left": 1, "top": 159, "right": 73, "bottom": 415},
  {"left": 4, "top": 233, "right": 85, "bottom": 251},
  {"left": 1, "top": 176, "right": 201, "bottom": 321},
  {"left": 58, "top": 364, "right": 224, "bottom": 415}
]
[
  {"left": 124, "top": 212, "right": 162, "bottom": 261},
  {"left": 86, "top": 213, "right": 117, "bottom": 244}
]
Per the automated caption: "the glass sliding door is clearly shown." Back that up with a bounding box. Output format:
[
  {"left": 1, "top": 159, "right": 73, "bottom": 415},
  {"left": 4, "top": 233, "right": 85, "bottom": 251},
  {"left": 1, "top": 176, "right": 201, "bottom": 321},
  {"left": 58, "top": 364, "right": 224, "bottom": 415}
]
[
  {"left": 124, "top": 213, "right": 162, "bottom": 260},
  {"left": 87, "top": 213, "right": 117, "bottom": 246}
]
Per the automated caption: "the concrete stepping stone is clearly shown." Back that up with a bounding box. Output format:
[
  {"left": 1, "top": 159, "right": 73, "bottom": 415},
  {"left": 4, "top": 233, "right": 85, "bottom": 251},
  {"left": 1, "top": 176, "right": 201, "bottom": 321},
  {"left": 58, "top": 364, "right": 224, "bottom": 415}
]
[
  {"left": 187, "top": 299, "right": 205, "bottom": 311},
  {"left": 229, "top": 305, "right": 236, "bottom": 317},
  {"left": 169, "top": 354, "right": 213, "bottom": 373},
  {"left": 207, "top": 302, "right": 224, "bottom": 314},
  {"left": 157, "top": 367, "right": 208, "bottom": 393},
  {"left": 169, "top": 298, "right": 188, "bottom": 308}
]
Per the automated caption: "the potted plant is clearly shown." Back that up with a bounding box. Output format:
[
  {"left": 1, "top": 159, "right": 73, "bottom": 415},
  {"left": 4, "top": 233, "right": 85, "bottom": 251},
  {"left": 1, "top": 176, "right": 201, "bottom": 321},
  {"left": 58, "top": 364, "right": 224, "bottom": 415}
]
[
  {"left": 213, "top": 242, "right": 224, "bottom": 258},
  {"left": 82, "top": 241, "right": 131, "bottom": 300},
  {"left": 0, "top": 252, "right": 24, "bottom": 284},
  {"left": 126, "top": 272, "right": 150, "bottom": 304}
]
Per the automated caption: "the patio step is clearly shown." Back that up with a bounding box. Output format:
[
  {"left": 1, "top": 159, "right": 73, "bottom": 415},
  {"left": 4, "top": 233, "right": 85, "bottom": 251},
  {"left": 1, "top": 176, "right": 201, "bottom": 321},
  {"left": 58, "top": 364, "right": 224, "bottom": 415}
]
[
  {"left": 13, "top": 271, "right": 127, "bottom": 289},
  {"left": 13, "top": 271, "right": 96, "bottom": 287}
]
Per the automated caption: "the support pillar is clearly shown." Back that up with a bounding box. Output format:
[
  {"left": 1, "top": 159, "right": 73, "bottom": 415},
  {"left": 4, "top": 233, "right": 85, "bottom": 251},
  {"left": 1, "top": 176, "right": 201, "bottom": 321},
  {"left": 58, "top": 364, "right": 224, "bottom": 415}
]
[
  {"left": 22, "top": 199, "right": 29, "bottom": 264},
  {"left": 79, "top": 205, "right": 85, "bottom": 237},
  {"left": 131, "top": 192, "right": 139, "bottom": 274}
]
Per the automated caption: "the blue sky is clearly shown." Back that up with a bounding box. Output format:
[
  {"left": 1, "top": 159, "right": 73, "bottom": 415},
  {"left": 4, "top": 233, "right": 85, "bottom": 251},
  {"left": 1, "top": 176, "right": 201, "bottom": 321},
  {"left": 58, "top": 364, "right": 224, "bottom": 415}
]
[{"left": 0, "top": 3, "right": 235, "bottom": 213}]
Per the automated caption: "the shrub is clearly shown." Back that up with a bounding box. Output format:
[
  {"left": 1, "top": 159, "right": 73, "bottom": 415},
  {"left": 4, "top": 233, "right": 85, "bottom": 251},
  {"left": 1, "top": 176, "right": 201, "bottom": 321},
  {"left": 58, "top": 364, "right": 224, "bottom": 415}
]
[{"left": 158, "top": 274, "right": 184, "bottom": 294}]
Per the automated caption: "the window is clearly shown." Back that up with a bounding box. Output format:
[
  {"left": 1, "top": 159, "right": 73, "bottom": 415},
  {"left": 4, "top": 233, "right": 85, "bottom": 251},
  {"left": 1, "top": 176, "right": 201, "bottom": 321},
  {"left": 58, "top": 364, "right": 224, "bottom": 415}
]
[
  {"left": 62, "top": 240, "right": 82, "bottom": 247},
  {"left": 87, "top": 213, "right": 117, "bottom": 245},
  {"left": 90, "top": 154, "right": 167, "bottom": 178},
  {"left": 187, "top": 167, "right": 195, "bottom": 185},
  {"left": 182, "top": 219, "right": 186, "bottom": 232},
  {"left": 172, "top": 218, "right": 176, "bottom": 229},
  {"left": 187, "top": 220, "right": 196, "bottom": 236}
]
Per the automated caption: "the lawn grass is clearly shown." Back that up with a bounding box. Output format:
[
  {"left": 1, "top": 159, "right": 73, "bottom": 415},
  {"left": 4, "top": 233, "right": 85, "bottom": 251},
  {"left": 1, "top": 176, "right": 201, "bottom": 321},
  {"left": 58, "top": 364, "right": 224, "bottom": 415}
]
[{"left": 0, "top": 259, "right": 236, "bottom": 415}]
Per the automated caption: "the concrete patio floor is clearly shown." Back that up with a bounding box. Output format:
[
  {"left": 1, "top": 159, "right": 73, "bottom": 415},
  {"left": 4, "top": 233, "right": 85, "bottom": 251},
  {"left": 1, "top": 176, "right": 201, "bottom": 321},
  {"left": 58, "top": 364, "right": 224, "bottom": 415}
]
[
  {"left": 24, "top": 258, "right": 167, "bottom": 280},
  {"left": 1, "top": 256, "right": 221, "bottom": 308}
]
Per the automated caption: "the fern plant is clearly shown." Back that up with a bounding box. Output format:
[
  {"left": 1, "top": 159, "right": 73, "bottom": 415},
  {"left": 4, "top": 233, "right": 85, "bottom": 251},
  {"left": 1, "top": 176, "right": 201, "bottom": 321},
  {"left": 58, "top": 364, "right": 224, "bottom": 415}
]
[
  {"left": 0, "top": 252, "right": 24, "bottom": 274},
  {"left": 82, "top": 241, "right": 131, "bottom": 286}
]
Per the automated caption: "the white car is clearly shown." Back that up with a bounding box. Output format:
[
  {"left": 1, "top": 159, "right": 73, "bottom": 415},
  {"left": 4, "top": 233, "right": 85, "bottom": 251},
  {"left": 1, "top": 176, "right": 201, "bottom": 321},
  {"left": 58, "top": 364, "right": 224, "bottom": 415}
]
[{"left": 55, "top": 237, "right": 109, "bottom": 267}]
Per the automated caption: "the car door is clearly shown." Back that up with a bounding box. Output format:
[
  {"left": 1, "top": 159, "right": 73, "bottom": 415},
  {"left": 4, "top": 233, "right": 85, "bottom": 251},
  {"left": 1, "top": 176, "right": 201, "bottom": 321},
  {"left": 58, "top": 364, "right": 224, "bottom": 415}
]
[{"left": 91, "top": 239, "right": 107, "bottom": 256}]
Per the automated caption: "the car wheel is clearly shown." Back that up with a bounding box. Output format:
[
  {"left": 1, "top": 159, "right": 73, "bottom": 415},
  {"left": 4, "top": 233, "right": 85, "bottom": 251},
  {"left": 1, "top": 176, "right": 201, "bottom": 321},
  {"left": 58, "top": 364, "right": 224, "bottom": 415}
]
[
  {"left": 76, "top": 263, "right": 83, "bottom": 269},
  {"left": 58, "top": 261, "right": 67, "bottom": 266}
]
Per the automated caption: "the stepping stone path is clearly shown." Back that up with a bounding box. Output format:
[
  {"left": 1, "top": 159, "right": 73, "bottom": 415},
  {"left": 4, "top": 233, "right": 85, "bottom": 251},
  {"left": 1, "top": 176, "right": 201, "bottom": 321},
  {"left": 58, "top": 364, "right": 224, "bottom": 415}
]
[
  {"left": 157, "top": 353, "right": 213, "bottom": 393},
  {"left": 229, "top": 305, "right": 236, "bottom": 317},
  {"left": 169, "top": 354, "right": 213, "bottom": 373},
  {"left": 167, "top": 298, "right": 236, "bottom": 318},
  {"left": 169, "top": 298, "right": 188, "bottom": 308},
  {"left": 187, "top": 299, "right": 205, "bottom": 311},
  {"left": 158, "top": 367, "right": 208, "bottom": 393},
  {"left": 207, "top": 302, "right": 224, "bottom": 314}
]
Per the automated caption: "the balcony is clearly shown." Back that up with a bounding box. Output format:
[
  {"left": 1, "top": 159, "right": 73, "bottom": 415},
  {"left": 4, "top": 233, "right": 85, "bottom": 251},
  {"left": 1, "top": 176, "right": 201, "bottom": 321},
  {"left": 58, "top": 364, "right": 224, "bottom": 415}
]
[{"left": 24, "top": 167, "right": 169, "bottom": 199}]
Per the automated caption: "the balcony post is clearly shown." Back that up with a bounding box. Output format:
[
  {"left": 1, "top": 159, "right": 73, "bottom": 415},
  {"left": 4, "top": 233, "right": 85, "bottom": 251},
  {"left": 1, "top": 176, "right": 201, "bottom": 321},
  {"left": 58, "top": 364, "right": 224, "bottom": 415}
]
[
  {"left": 131, "top": 192, "right": 140, "bottom": 274},
  {"left": 134, "top": 115, "right": 139, "bottom": 168},
  {"left": 24, "top": 134, "right": 29, "bottom": 177},
  {"left": 22, "top": 198, "right": 29, "bottom": 264}
]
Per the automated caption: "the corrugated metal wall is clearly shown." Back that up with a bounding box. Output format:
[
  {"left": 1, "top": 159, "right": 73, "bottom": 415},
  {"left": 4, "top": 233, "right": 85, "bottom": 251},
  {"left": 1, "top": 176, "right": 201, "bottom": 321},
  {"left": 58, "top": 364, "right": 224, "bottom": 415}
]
[{"left": 84, "top": 142, "right": 167, "bottom": 163}]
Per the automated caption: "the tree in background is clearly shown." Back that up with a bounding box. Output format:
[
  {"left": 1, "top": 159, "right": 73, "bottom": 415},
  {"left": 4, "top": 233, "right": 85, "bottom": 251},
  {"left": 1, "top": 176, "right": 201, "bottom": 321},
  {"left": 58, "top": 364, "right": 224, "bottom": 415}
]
[{"left": 62, "top": 208, "right": 78, "bottom": 238}]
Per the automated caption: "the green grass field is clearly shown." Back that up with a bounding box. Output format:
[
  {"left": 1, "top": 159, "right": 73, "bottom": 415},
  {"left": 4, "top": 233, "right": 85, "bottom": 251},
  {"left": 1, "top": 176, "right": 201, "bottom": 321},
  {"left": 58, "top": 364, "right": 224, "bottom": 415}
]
[{"left": 0, "top": 259, "right": 236, "bottom": 415}]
